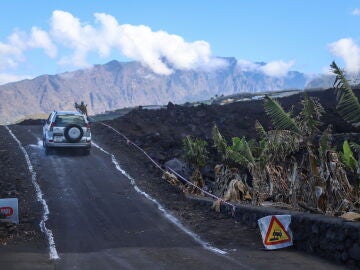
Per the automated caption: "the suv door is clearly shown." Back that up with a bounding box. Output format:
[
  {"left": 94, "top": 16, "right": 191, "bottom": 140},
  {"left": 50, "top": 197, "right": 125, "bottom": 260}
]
[{"left": 43, "top": 112, "right": 53, "bottom": 140}]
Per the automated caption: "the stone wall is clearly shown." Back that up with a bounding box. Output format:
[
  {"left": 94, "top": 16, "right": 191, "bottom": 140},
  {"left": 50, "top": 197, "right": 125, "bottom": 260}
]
[{"left": 187, "top": 195, "right": 360, "bottom": 269}]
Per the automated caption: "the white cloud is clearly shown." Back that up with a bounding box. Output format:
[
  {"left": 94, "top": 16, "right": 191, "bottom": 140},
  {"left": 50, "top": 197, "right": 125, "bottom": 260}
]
[
  {"left": 237, "top": 60, "right": 260, "bottom": 72},
  {"left": 321, "top": 66, "right": 334, "bottom": 75},
  {"left": 237, "top": 59, "right": 294, "bottom": 77},
  {"left": 260, "top": 60, "right": 295, "bottom": 77},
  {"left": 0, "top": 28, "right": 57, "bottom": 71},
  {"left": 0, "top": 32, "right": 28, "bottom": 70},
  {"left": 29, "top": 27, "right": 57, "bottom": 58},
  {"left": 0, "top": 10, "right": 224, "bottom": 76},
  {"left": 328, "top": 38, "right": 360, "bottom": 73},
  {"left": 48, "top": 10, "right": 224, "bottom": 74},
  {"left": 352, "top": 8, "right": 360, "bottom": 15},
  {"left": 0, "top": 73, "right": 32, "bottom": 85}
]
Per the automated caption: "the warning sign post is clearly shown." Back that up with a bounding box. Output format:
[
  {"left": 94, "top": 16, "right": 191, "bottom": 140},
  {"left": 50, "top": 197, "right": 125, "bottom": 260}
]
[
  {"left": 0, "top": 198, "right": 18, "bottom": 224},
  {"left": 258, "top": 215, "right": 293, "bottom": 250}
]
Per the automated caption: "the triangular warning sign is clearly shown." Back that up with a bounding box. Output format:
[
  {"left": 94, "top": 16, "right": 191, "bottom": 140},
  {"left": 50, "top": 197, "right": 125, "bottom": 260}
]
[{"left": 264, "top": 216, "right": 291, "bottom": 245}]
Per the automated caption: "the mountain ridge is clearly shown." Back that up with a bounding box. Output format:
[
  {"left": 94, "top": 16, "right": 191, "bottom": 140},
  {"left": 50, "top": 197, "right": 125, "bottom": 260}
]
[{"left": 0, "top": 58, "right": 332, "bottom": 124}]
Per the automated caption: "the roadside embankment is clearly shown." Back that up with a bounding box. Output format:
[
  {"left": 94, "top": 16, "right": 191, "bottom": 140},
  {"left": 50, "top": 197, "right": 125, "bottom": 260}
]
[{"left": 188, "top": 195, "right": 360, "bottom": 269}]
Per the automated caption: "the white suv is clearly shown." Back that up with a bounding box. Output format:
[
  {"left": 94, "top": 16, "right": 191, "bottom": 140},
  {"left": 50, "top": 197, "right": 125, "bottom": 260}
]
[{"left": 43, "top": 111, "right": 91, "bottom": 154}]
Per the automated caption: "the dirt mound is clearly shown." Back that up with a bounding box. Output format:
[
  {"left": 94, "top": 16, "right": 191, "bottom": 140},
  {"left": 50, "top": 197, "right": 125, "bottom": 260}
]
[
  {"left": 0, "top": 127, "right": 44, "bottom": 245},
  {"left": 97, "top": 88, "right": 360, "bottom": 170},
  {"left": 16, "top": 119, "right": 43, "bottom": 125}
]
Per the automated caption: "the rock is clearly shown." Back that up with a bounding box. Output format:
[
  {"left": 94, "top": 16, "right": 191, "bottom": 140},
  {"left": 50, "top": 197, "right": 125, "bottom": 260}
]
[
  {"left": 325, "top": 229, "right": 337, "bottom": 241},
  {"left": 151, "top": 152, "right": 166, "bottom": 162},
  {"left": 7, "top": 226, "right": 16, "bottom": 233},
  {"left": 345, "top": 238, "right": 353, "bottom": 249},
  {"left": 341, "top": 251, "right": 349, "bottom": 261},
  {"left": 348, "top": 243, "right": 360, "bottom": 260},
  {"left": 21, "top": 218, "right": 29, "bottom": 223},
  {"left": 164, "top": 158, "right": 191, "bottom": 178},
  {"left": 312, "top": 223, "right": 320, "bottom": 234},
  {"left": 167, "top": 102, "right": 175, "bottom": 110},
  {"left": 201, "top": 165, "right": 213, "bottom": 179}
]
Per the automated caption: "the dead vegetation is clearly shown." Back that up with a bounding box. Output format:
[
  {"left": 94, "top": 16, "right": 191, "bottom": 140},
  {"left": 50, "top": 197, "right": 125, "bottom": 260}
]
[{"left": 173, "top": 62, "right": 360, "bottom": 218}]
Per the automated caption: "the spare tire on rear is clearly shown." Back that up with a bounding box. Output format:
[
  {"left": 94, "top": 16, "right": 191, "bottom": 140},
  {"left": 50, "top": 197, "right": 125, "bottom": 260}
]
[{"left": 64, "top": 124, "right": 83, "bottom": 143}]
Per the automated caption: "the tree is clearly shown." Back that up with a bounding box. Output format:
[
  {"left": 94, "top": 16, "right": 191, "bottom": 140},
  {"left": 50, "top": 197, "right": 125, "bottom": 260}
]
[{"left": 74, "top": 101, "right": 88, "bottom": 116}]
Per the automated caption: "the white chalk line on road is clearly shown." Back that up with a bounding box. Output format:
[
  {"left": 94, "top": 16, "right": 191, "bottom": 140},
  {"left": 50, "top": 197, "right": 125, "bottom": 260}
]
[
  {"left": 92, "top": 142, "right": 227, "bottom": 255},
  {"left": 5, "top": 126, "right": 59, "bottom": 260}
]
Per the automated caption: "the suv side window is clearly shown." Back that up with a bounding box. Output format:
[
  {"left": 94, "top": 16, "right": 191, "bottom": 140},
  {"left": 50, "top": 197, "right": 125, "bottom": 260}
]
[{"left": 46, "top": 113, "right": 52, "bottom": 124}]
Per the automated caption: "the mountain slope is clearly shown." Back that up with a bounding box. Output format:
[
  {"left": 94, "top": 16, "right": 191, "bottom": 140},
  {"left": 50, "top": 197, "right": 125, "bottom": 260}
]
[{"left": 0, "top": 58, "right": 327, "bottom": 123}]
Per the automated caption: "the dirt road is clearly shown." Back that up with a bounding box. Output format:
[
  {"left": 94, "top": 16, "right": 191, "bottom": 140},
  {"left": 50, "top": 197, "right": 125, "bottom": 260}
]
[{"left": 0, "top": 125, "right": 347, "bottom": 269}]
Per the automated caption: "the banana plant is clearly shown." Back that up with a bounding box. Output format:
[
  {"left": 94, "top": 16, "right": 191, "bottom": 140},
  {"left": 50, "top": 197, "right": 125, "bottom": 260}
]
[
  {"left": 340, "top": 140, "right": 358, "bottom": 172},
  {"left": 212, "top": 125, "right": 229, "bottom": 162},
  {"left": 348, "top": 141, "right": 360, "bottom": 189},
  {"left": 182, "top": 135, "right": 208, "bottom": 169},
  {"left": 182, "top": 136, "right": 208, "bottom": 192},
  {"left": 330, "top": 61, "right": 360, "bottom": 127},
  {"left": 264, "top": 94, "right": 324, "bottom": 137},
  {"left": 264, "top": 94, "right": 324, "bottom": 179},
  {"left": 330, "top": 61, "right": 360, "bottom": 190},
  {"left": 213, "top": 122, "right": 301, "bottom": 205}
]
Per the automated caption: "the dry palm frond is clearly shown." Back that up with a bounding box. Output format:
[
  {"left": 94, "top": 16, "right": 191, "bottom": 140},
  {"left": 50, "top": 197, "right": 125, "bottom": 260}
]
[
  {"left": 327, "top": 151, "right": 353, "bottom": 194},
  {"left": 223, "top": 179, "right": 251, "bottom": 202},
  {"left": 213, "top": 164, "right": 230, "bottom": 197},
  {"left": 162, "top": 171, "right": 180, "bottom": 186},
  {"left": 212, "top": 199, "right": 222, "bottom": 212},
  {"left": 213, "top": 165, "right": 243, "bottom": 198},
  {"left": 188, "top": 168, "right": 205, "bottom": 195},
  {"left": 319, "top": 125, "right": 333, "bottom": 161},
  {"left": 214, "top": 164, "right": 224, "bottom": 176},
  {"left": 318, "top": 150, "right": 358, "bottom": 214},
  {"left": 249, "top": 164, "right": 267, "bottom": 205},
  {"left": 263, "top": 130, "right": 301, "bottom": 162},
  {"left": 288, "top": 162, "right": 299, "bottom": 206},
  {"left": 265, "top": 165, "right": 289, "bottom": 197},
  {"left": 314, "top": 186, "right": 327, "bottom": 212},
  {"left": 340, "top": 211, "right": 360, "bottom": 221}
]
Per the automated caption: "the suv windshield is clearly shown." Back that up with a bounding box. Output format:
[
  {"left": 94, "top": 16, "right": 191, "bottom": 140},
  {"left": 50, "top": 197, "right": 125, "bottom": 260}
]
[{"left": 55, "top": 115, "right": 85, "bottom": 127}]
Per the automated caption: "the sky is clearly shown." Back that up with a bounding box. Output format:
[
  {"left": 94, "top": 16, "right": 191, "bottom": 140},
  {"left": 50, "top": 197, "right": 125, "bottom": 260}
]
[{"left": 1, "top": 0, "right": 360, "bottom": 84}]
